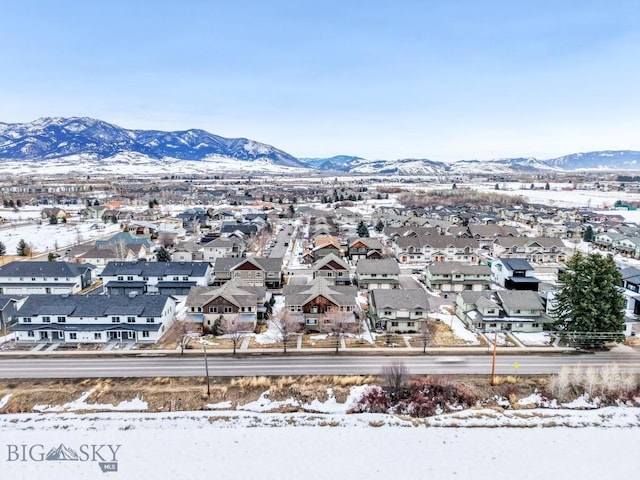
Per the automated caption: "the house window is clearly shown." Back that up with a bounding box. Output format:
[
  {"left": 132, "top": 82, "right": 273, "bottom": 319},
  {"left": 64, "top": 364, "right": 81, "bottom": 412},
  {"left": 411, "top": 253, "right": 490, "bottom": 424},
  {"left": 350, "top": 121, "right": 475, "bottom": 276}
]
[
  {"left": 256, "top": 271, "right": 262, "bottom": 277},
  {"left": 383, "top": 310, "right": 392, "bottom": 316},
  {"left": 532, "top": 323, "right": 540, "bottom": 328},
  {"left": 57, "top": 316, "right": 66, "bottom": 323},
  {"left": 489, "top": 323, "right": 497, "bottom": 328},
  {"left": 117, "top": 276, "right": 124, "bottom": 281},
  {"left": 182, "top": 276, "right": 189, "bottom": 281},
  {"left": 224, "top": 307, "right": 233, "bottom": 313},
  {"left": 391, "top": 321, "right": 399, "bottom": 327},
  {"left": 31, "top": 277, "right": 36, "bottom": 281},
  {"left": 408, "top": 322, "right": 415, "bottom": 327},
  {"left": 306, "top": 318, "right": 317, "bottom": 325},
  {"left": 112, "top": 316, "right": 121, "bottom": 323},
  {"left": 69, "top": 333, "right": 77, "bottom": 340},
  {"left": 42, "top": 316, "right": 51, "bottom": 323},
  {"left": 142, "top": 331, "right": 150, "bottom": 338},
  {"left": 143, "top": 277, "right": 149, "bottom": 281},
  {"left": 173, "top": 276, "right": 179, "bottom": 281},
  {"left": 28, "top": 331, "right": 34, "bottom": 337},
  {"left": 127, "top": 276, "right": 134, "bottom": 281},
  {"left": 146, "top": 318, "right": 155, "bottom": 323},
  {"left": 127, "top": 317, "right": 136, "bottom": 323},
  {"left": 94, "top": 333, "right": 102, "bottom": 340},
  {"left": 210, "top": 306, "right": 218, "bottom": 313}
]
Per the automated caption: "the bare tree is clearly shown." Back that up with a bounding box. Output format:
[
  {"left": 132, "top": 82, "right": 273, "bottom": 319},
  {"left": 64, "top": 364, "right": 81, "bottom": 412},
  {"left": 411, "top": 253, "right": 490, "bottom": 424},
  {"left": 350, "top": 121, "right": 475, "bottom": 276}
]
[
  {"left": 218, "top": 317, "right": 246, "bottom": 355},
  {"left": 271, "top": 310, "right": 301, "bottom": 353},
  {"left": 323, "top": 311, "right": 356, "bottom": 353},
  {"left": 177, "top": 321, "right": 190, "bottom": 356},
  {"left": 381, "top": 360, "right": 410, "bottom": 400},
  {"left": 418, "top": 321, "right": 431, "bottom": 354}
]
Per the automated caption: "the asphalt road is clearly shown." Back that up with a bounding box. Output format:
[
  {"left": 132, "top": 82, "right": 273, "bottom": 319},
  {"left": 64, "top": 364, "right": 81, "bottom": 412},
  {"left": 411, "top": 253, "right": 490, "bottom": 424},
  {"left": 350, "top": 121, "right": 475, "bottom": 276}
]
[{"left": 0, "top": 352, "right": 639, "bottom": 378}]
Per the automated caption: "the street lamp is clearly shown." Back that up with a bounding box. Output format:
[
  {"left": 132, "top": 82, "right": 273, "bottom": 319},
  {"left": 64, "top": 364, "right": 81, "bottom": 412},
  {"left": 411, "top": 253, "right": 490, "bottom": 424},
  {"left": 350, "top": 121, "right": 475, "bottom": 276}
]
[{"left": 202, "top": 345, "right": 210, "bottom": 397}]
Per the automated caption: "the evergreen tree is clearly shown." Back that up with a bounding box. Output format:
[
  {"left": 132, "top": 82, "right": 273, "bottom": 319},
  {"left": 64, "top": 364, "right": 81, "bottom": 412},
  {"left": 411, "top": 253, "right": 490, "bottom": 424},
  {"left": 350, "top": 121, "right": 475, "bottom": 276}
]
[
  {"left": 15, "top": 199, "right": 22, "bottom": 207},
  {"left": 288, "top": 204, "right": 295, "bottom": 217},
  {"left": 47, "top": 252, "right": 57, "bottom": 262},
  {"left": 357, "top": 221, "right": 370, "bottom": 238},
  {"left": 375, "top": 219, "right": 385, "bottom": 233},
  {"left": 0, "top": 240, "right": 5, "bottom": 258},
  {"left": 155, "top": 246, "right": 172, "bottom": 262},
  {"left": 16, "top": 239, "right": 29, "bottom": 257},
  {"left": 551, "top": 252, "right": 625, "bottom": 344},
  {"left": 494, "top": 183, "right": 499, "bottom": 190},
  {"left": 452, "top": 183, "right": 457, "bottom": 190},
  {"left": 545, "top": 182, "right": 550, "bottom": 190},
  {"left": 582, "top": 225, "right": 595, "bottom": 243},
  {"left": 49, "top": 215, "right": 58, "bottom": 225}
]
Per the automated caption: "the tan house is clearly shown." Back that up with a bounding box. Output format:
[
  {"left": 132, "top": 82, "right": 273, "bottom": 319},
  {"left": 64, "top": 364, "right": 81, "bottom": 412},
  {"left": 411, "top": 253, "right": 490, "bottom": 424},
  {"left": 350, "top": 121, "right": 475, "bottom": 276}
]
[{"left": 424, "top": 261, "right": 491, "bottom": 292}]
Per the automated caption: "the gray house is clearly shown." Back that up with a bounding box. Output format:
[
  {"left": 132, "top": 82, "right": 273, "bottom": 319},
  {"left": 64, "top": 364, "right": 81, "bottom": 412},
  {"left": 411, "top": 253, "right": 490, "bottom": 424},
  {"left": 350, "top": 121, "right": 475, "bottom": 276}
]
[
  {"left": 369, "top": 288, "right": 430, "bottom": 333},
  {"left": 355, "top": 258, "right": 400, "bottom": 290},
  {"left": 0, "top": 261, "right": 94, "bottom": 295}
]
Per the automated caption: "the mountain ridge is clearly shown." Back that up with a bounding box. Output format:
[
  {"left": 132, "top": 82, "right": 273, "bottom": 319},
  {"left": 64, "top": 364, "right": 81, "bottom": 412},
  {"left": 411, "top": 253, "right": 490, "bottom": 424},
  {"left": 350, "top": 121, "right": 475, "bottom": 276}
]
[{"left": 1, "top": 117, "right": 639, "bottom": 174}]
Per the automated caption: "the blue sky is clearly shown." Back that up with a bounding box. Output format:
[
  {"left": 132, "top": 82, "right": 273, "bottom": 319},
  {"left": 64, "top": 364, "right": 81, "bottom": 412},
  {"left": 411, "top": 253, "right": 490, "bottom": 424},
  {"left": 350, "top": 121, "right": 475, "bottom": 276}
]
[{"left": 2, "top": 1, "right": 639, "bottom": 161}]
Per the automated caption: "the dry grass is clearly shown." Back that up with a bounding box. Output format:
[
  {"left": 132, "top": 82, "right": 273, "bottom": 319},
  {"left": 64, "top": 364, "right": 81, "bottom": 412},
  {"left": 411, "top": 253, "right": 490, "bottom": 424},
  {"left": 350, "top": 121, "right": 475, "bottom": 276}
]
[{"left": 301, "top": 335, "right": 338, "bottom": 348}]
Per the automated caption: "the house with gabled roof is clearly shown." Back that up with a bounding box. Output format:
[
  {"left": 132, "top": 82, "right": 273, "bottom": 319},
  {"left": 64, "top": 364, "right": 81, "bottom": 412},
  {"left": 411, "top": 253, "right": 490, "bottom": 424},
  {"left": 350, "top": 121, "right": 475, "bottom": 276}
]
[
  {"left": 455, "top": 289, "right": 551, "bottom": 332},
  {"left": 348, "top": 237, "right": 384, "bottom": 263},
  {"left": 95, "top": 231, "right": 155, "bottom": 252},
  {"left": 12, "top": 293, "right": 176, "bottom": 344},
  {"left": 491, "top": 236, "right": 567, "bottom": 263},
  {"left": 491, "top": 258, "right": 541, "bottom": 291},
  {"left": 368, "top": 288, "right": 430, "bottom": 333},
  {"left": 424, "top": 261, "right": 491, "bottom": 292},
  {"left": 284, "top": 278, "right": 358, "bottom": 332},
  {"left": 212, "top": 257, "right": 283, "bottom": 289},
  {"left": 355, "top": 258, "right": 400, "bottom": 290},
  {"left": 100, "top": 260, "right": 212, "bottom": 295},
  {"left": 395, "top": 236, "right": 480, "bottom": 264},
  {"left": 185, "top": 278, "right": 269, "bottom": 331},
  {"left": 172, "top": 240, "right": 204, "bottom": 262},
  {"left": 0, "top": 294, "right": 26, "bottom": 332},
  {"left": 312, "top": 253, "right": 351, "bottom": 285},
  {"left": 203, "top": 237, "right": 246, "bottom": 262},
  {"left": 0, "top": 261, "right": 94, "bottom": 295}
]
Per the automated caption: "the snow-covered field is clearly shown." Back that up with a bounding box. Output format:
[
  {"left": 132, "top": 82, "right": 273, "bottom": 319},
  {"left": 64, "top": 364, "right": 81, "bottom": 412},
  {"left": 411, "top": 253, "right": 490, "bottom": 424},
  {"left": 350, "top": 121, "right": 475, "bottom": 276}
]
[{"left": 0, "top": 409, "right": 638, "bottom": 480}]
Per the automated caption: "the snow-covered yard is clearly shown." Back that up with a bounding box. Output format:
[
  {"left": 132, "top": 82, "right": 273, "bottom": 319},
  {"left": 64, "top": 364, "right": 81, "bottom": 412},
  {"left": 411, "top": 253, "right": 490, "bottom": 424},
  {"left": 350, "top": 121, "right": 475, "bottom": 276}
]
[{"left": 0, "top": 408, "right": 638, "bottom": 480}]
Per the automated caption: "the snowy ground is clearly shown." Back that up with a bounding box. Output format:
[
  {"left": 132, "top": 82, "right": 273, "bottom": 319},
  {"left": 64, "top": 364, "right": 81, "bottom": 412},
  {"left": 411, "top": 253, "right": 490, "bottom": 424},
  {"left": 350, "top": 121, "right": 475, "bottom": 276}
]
[{"left": 0, "top": 408, "right": 638, "bottom": 480}]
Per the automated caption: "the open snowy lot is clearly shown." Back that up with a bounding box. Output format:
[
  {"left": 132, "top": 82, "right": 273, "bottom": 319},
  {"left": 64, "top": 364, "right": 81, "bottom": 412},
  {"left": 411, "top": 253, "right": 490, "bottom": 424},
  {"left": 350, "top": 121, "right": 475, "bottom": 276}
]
[{"left": 0, "top": 409, "right": 638, "bottom": 480}]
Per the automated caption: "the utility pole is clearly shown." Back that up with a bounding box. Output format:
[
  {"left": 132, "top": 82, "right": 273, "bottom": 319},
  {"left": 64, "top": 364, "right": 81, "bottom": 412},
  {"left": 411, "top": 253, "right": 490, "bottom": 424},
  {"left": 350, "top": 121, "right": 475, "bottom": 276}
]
[
  {"left": 490, "top": 330, "right": 498, "bottom": 386},
  {"left": 203, "top": 345, "right": 210, "bottom": 397}
]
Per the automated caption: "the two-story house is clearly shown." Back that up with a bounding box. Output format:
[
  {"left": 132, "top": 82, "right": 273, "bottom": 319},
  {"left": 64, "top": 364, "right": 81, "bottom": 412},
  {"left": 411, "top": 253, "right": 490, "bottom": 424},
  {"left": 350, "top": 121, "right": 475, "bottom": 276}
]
[
  {"left": 490, "top": 258, "right": 541, "bottom": 291},
  {"left": 12, "top": 293, "right": 176, "bottom": 343},
  {"left": 0, "top": 261, "right": 94, "bottom": 295},
  {"left": 100, "top": 260, "right": 212, "bottom": 295},
  {"left": 355, "top": 258, "right": 400, "bottom": 290},
  {"left": 212, "top": 257, "right": 283, "bottom": 289},
  {"left": 368, "top": 288, "right": 430, "bottom": 333},
  {"left": 185, "top": 278, "right": 269, "bottom": 331},
  {"left": 312, "top": 253, "right": 351, "bottom": 285},
  {"left": 492, "top": 236, "right": 567, "bottom": 263},
  {"left": 283, "top": 278, "right": 358, "bottom": 332},
  {"left": 347, "top": 238, "right": 384, "bottom": 263},
  {"left": 455, "top": 290, "right": 551, "bottom": 332},
  {"left": 202, "top": 237, "right": 246, "bottom": 262},
  {"left": 424, "top": 262, "right": 491, "bottom": 292}
]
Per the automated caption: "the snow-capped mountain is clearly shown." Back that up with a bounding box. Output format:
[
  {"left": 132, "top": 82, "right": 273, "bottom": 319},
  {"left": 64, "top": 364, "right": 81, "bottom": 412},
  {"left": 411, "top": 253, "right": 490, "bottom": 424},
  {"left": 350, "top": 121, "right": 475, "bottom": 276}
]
[
  {"left": 544, "top": 150, "right": 640, "bottom": 170},
  {"left": 299, "top": 155, "right": 365, "bottom": 172},
  {"left": 0, "top": 117, "right": 304, "bottom": 168}
]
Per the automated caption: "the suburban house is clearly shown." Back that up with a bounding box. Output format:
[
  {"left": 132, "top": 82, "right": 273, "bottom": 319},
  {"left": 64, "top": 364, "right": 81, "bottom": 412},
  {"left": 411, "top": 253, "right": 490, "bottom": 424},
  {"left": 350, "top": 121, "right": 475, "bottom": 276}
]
[
  {"left": 620, "top": 266, "right": 640, "bottom": 336},
  {"left": 185, "top": 278, "right": 269, "bottom": 331},
  {"left": 212, "top": 257, "right": 283, "bottom": 289},
  {"left": 77, "top": 243, "right": 148, "bottom": 266},
  {"left": 423, "top": 262, "right": 491, "bottom": 292},
  {"left": 310, "top": 235, "right": 342, "bottom": 261},
  {"left": 40, "top": 207, "right": 68, "bottom": 220},
  {"left": 394, "top": 236, "right": 480, "bottom": 264},
  {"left": 491, "top": 236, "right": 567, "bottom": 263},
  {"left": 490, "top": 257, "right": 541, "bottom": 291},
  {"left": 312, "top": 253, "right": 351, "bottom": 285},
  {"left": 455, "top": 290, "right": 551, "bottom": 332},
  {"left": 12, "top": 293, "right": 176, "bottom": 343},
  {"left": 347, "top": 237, "right": 384, "bottom": 263},
  {"left": 355, "top": 258, "right": 400, "bottom": 290},
  {"left": 100, "top": 260, "right": 212, "bottom": 295},
  {"left": 283, "top": 278, "right": 358, "bottom": 332},
  {"left": 0, "top": 261, "right": 94, "bottom": 295},
  {"left": 0, "top": 295, "right": 26, "bottom": 332},
  {"left": 95, "top": 232, "right": 155, "bottom": 253},
  {"left": 202, "top": 237, "right": 246, "bottom": 262},
  {"left": 171, "top": 240, "right": 204, "bottom": 262},
  {"left": 368, "top": 288, "right": 430, "bottom": 333},
  {"left": 467, "top": 224, "right": 519, "bottom": 249}
]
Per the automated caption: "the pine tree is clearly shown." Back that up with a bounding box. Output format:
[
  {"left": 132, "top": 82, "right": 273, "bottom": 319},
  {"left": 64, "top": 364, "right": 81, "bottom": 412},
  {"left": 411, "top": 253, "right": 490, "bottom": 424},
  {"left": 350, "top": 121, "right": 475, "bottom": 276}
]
[
  {"left": 545, "top": 182, "right": 550, "bottom": 190},
  {"left": 357, "top": 221, "right": 370, "bottom": 238},
  {"left": 0, "top": 241, "right": 5, "bottom": 258},
  {"left": 16, "top": 239, "right": 29, "bottom": 257},
  {"left": 156, "top": 246, "right": 172, "bottom": 262},
  {"left": 582, "top": 225, "right": 595, "bottom": 242},
  {"left": 551, "top": 252, "right": 625, "bottom": 344},
  {"left": 375, "top": 219, "right": 385, "bottom": 233}
]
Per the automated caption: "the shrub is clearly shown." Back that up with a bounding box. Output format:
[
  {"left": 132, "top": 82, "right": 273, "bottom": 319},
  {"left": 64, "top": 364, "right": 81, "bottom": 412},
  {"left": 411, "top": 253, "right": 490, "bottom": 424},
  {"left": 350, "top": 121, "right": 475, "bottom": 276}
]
[{"left": 352, "top": 386, "right": 390, "bottom": 414}]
